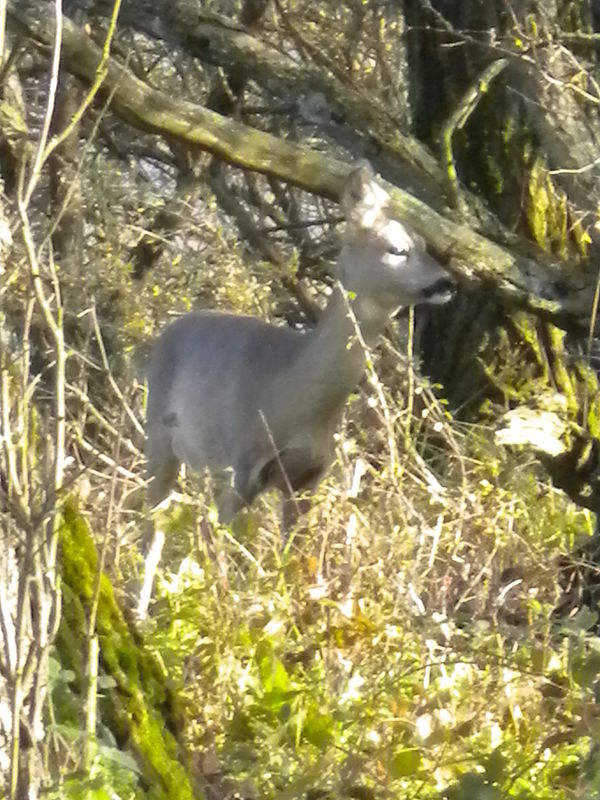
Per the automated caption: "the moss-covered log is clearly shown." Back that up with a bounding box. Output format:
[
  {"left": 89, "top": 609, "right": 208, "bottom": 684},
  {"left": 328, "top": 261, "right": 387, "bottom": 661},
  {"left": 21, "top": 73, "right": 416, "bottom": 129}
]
[{"left": 56, "top": 502, "right": 202, "bottom": 799}]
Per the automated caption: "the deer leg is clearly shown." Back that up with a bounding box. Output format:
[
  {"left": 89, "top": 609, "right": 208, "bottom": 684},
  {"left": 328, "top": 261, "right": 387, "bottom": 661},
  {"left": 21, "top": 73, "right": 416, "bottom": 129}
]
[
  {"left": 217, "top": 489, "right": 247, "bottom": 525},
  {"left": 215, "top": 467, "right": 261, "bottom": 525},
  {"left": 146, "top": 424, "right": 180, "bottom": 507}
]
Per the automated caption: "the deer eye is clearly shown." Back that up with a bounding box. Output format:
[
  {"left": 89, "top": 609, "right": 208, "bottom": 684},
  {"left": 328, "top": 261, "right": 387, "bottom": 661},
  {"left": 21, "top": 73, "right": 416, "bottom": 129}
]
[{"left": 387, "top": 245, "right": 409, "bottom": 257}]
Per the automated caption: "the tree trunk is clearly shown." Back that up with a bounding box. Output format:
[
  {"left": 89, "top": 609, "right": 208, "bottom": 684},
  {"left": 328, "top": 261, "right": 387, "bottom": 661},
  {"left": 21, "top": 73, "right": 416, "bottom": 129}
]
[{"left": 405, "top": 0, "right": 600, "bottom": 514}]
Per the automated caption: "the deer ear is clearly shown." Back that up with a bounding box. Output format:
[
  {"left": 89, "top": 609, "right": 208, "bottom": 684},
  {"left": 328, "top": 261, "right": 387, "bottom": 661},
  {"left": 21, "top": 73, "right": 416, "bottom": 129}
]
[{"left": 341, "top": 161, "right": 389, "bottom": 229}]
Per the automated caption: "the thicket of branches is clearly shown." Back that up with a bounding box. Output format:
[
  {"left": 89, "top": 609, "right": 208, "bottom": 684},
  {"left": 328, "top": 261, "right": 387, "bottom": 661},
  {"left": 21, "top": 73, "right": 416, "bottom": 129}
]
[{"left": 1, "top": 1, "right": 600, "bottom": 798}]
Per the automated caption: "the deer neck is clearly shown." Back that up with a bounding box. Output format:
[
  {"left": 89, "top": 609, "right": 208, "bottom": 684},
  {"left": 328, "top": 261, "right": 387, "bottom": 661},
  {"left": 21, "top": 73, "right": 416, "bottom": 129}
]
[{"left": 288, "top": 286, "right": 393, "bottom": 421}]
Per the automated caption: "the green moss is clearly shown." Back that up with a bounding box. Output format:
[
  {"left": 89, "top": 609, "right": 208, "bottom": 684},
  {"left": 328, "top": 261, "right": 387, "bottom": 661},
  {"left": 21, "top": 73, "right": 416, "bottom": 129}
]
[
  {"left": 476, "top": 312, "right": 559, "bottom": 410},
  {"left": 475, "top": 307, "right": 588, "bottom": 415},
  {"left": 511, "top": 313, "right": 547, "bottom": 371},
  {"left": 569, "top": 212, "right": 592, "bottom": 259},
  {"left": 60, "top": 504, "right": 98, "bottom": 598},
  {"left": 502, "top": 115, "right": 515, "bottom": 144},
  {"left": 545, "top": 326, "right": 577, "bottom": 410},
  {"left": 485, "top": 152, "right": 504, "bottom": 195},
  {"left": 525, "top": 157, "right": 586, "bottom": 258},
  {"left": 575, "top": 360, "right": 600, "bottom": 436},
  {"left": 527, "top": 158, "right": 551, "bottom": 250},
  {"left": 56, "top": 501, "right": 201, "bottom": 799}
]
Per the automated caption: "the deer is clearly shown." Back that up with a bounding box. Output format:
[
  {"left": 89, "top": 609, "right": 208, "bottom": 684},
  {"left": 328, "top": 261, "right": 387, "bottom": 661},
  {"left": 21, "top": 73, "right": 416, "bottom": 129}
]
[{"left": 145, "top": 162, "right": 455, "bottom": 524}]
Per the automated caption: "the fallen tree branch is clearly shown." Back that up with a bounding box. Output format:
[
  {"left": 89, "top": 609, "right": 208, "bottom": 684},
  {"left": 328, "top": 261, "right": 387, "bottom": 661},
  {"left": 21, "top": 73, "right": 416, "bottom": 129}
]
[{"left": 8, "top": 3, "right": 599, "bottom": 327}]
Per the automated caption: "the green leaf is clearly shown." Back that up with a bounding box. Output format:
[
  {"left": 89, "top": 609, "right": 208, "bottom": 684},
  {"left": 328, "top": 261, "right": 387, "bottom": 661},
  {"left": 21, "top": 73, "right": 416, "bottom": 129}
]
[
  {"left": 562, "top": 607, "right": 598, "bottom": 634},
  {"left": 48, "top": 657, "right": 76, "bottom": 687},
  {"left": 48, "top": 656, "right": 61, "bottom": 681},
  {"left": 255, "top": 640, "right": 290, "bottom": 694},
  {"left": 97, "top": 744, "right": 141, "bottom": 774},
  {"left": 47, "top": 723, "right": 82, "bottom": 742},
  {"left": 571, "top": 651, "right": 600, "bottom": 688},
  {"left": 301, "top": 707, "right": 335, "bottom": 749},
  {"left": 485, "top": 749, "right": 507, "bottom": 783},
  {"left": 389, "top": 748, "right": 422, "bottom": 778}
]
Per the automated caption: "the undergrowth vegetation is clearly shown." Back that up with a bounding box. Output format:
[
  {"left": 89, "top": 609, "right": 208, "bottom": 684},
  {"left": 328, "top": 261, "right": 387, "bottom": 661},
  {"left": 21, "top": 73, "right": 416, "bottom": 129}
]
[
  {"left": 4, "top": 158, "right": 599, "bottom": 797},
  {"left": 137, "top": 363, "right": 599, "bottom": 799},
  {"left": 3, "top": 22, "right": 600, "bottom": 793}
]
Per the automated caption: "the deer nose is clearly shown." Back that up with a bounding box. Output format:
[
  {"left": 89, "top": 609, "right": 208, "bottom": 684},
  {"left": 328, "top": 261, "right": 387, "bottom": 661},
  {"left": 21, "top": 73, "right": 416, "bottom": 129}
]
[{"left": 421, "top": 277, "right": 455, "bottom": 303}]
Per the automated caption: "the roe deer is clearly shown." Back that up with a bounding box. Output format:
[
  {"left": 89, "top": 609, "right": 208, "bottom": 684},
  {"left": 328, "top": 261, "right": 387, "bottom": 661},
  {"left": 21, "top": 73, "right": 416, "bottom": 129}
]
[{"left": 146, "top": 162, "right": 454, "bottom": 522}]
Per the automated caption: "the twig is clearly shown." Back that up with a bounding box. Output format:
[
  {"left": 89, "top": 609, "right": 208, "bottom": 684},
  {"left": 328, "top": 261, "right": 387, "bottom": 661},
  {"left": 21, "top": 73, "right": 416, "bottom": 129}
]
[
  {"left": 404, "top": 306, "right": 415, "bottom": 449},
  {"left": 0, "top": 0, "right": 6, "bottom": 62},
  {"left": 39, "top": 0, "right": 123, "bottom": 167},
  {"left": 88, "top": 305, "right": 145, "bottom": 437},
  {"left": 441, "top": 58, "right": 508, "bottom": 210},
  {"left": 75, "top": 434, "right": 142, "bottom": 481},
  {"left": 68, "top": 382, "right": 141, "bottom": 457},
  {"left": 258, "top": 409, "right": 301, "bottom": 521},
  {"left": 339, "top": 282, "right": 398, "bottom": 482},
  {"left": 21, "top": 0, "right": 62, "bottom": 210}
]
